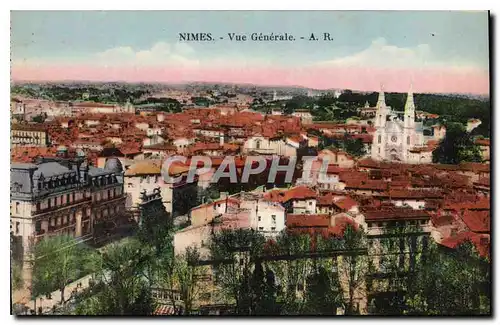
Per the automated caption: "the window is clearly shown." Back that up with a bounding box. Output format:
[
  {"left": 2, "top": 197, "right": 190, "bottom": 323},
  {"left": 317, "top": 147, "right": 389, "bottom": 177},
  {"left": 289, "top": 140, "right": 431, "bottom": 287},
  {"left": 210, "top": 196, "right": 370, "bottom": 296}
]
[
  {"left": 258, "top": 227, "right": 264, "bottom": 231},
  {"left": 308, "top": 201, "right": 313, "bottom": 206},
  {"left": 271, "top": 227, "right": 276, "bottom": 231},
  {"left": 378, "top": 148, "right": 381, "bottom": 154},
  {"left": 258, "top": 216, "right": 261, "bottom": 222},
  {"left": 407, "top": 136, "right": 410, "bottom": 145},
  {"left": 378, "top": 135, "right": 382, "bottom": 144},
  {"left": 15, "top": 202, "right": 19, "bottom": 214},
  {"left": 272, "top": 215, "right": 276, "bottom": 223},
  {"left": 16, "top": 222, "right": 20, "bottom": 234}
]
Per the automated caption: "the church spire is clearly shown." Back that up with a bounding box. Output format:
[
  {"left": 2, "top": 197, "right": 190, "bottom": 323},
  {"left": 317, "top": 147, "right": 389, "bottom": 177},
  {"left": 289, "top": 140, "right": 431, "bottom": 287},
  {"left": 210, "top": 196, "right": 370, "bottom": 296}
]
[
  {"left": 404, "top": 82, "right": 415, "bottom": 129},
  {"left": 374, "top": 83, "right": 388, "bottom": 128},
  {"left": 404, "top": 82, "right": 415, "bottom": 113},
  {"left": 376, "top": 84, "right": 386, "bottom": 108}
]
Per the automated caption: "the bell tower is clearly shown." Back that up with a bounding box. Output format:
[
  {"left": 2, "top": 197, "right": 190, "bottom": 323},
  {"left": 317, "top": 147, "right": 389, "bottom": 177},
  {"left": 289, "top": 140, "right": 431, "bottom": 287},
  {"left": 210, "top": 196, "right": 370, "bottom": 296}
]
[
  {"left": 371, "top": 84, "right": 388, "bottom": 161},
  {"left": 403, "top": 83, "right": 415, "bottom": 129},
  {"left": 402, "top": 82, "right": 416, "bottom": 163}
]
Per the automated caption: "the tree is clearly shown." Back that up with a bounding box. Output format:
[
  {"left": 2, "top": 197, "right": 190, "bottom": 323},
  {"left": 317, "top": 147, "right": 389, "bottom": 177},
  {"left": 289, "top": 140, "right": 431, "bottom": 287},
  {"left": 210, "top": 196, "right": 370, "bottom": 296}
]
[
  {"left": 433, "top": 122, "right": 482, "bottom": 164},
  {"left": 405, "top": 241, "right": 490, "bottom": 315},
  {"left": 304, "top": 265, "right": 342, "bottom": 315},
  {"left": 11, "top": 260, "right": 24, "bottom": 291},
  {"left": 367, "top": 223, "right": 429, "bottom": 315},
  {"left": 174, "top": 247, "right": 207, "bottom": 314},
  {"left": 269, "top": 231, "right": 313, "bottom": 315},
  {"left": 136, "top": 199, "right": 173, "bottom": 257},
  {"left": 75, "top": 238, "right": 155, "bottom": 315},
  {"left": 339, "top": 225, "right": 369, "bottom": 315},
  {"left": 31, "top": 113, "right": 47, "bottom": 123},
  {"left": 249, "top": 259, "right": 279, "bottom": 315},
  {"left": 32, "top": 235, "right": 93, "bottom": 304},
  {"left": 208, "top": 229, "right": 266, "bottom": 314}
]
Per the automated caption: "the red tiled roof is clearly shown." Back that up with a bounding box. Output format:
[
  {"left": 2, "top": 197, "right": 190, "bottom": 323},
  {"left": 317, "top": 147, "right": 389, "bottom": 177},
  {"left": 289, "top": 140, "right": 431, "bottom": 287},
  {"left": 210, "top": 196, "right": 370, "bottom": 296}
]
[
  {"left": 440, "top": 231, "right": 490, "bottom": 259},
  {"left": 362, "top": 207, "right": 430, "bottom": 221},
  {"left": 281, "top": 186, "right": 317, "bottom": 202},
  {"left": 333, "top": 196, "right": 358, "bottom": 211},
  {"left": 474, "top": 138, "right": 490, "bottom": 146},
  {"left": 286, "top": 214, "right": 330, "bottom": 228},
  {"left": 460, "top": 210, "right": 490, "bottom": 233}
]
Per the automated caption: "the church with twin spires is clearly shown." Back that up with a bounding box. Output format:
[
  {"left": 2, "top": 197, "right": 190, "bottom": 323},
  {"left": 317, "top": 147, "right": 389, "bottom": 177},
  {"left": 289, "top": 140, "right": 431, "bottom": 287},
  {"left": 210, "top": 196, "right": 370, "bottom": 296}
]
[{"left": 371, "top": 85, "right": 434, "bottom": 164}]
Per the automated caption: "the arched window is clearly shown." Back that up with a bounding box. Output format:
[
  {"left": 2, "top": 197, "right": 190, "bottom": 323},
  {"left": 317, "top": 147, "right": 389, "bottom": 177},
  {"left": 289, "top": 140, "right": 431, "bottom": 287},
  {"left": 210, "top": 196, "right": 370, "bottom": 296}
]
[
  {"left": 378, "top": 135, "right": 382, "bottom": 144},
  {"left": 255, "top": 139, "right": 261, "bottom": 149}
]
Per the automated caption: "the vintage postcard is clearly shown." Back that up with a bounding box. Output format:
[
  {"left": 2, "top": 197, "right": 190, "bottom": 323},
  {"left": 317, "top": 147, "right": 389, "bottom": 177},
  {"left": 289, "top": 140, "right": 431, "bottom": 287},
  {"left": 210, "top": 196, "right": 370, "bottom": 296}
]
[{"left": 10, "top": 11, "right": 491, "bottom": 316}]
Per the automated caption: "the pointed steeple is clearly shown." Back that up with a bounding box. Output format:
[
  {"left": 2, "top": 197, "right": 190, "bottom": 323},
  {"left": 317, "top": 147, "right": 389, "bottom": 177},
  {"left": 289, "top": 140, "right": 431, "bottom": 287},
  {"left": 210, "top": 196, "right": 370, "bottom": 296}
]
[
  {"left": 376, "top": 83, "right": 386, "bottom": 108},
  {"left": 374, "top": 83, "right": 388, "bottom": 128},
  {"left": 404, "top": 82, "right": 415, "bottom": 113},
  {"left": 404, "top": 82, "right": 415, "bottom": 129}
]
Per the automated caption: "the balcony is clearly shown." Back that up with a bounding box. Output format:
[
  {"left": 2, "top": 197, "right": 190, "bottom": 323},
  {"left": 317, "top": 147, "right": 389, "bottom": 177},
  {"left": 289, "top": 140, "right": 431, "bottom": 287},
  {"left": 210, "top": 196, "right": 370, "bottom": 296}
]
[{"left": 34, "top": 198, "right": 91, "bottom": 216}]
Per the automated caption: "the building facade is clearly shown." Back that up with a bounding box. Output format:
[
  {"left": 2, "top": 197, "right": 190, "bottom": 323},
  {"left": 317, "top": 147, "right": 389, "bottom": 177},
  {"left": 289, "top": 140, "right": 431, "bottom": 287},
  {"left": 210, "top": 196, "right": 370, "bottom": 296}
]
[
  {"left": 10, "top": 157, "right": 126, "bottom": 274},
  {"left": 11, "top": 124, "right": 49, "bottom": 147},
  {"left": 371, "top": 86, "right": 432, "bottom": 164}
]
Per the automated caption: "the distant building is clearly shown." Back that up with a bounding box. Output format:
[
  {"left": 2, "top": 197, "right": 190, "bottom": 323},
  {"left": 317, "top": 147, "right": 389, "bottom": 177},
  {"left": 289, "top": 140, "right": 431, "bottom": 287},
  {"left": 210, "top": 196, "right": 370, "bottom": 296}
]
[
  {"left": 11, "top": 123, "right": 49, "bottom": 147},
  {"left": 291, "top": 109, "right": 313, "bottom": 124},
  {"left": 371, "top": 85, "right": 434, "bottom": 164}
]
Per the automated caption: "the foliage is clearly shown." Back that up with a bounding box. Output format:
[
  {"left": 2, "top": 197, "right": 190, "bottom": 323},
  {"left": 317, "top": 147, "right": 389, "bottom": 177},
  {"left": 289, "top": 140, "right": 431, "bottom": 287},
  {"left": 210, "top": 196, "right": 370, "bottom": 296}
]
[
  {"left": 303, "top": 266, "right": 342, "bottom": 315},
  {"left": 339, "top": 225, "right": 368, "bottom": 314},
  {"left": 135, "top": 97, "right": 182, "bottom": 113},
  {"left": 136, "top": 201, "right": 173, "bottom": 256},
  {"left": 432, "top": 122, "right": 483, "bottom": 164},
  {"left": 405, "top": 241, "right": 490, "bottom": 315},
  {"left": 174, "top": 247, "right": 205, "bottom": 314},
  {"left": 11, "top": 260, "right": 24, "bottom": 291},
  {"left": 320, "top": 133, "right": 367, "bottom": 158},
  {"left": 31, "top": 113, "right": 47, "bottom": 123},
  {"left": 209, "top": 229, "right": 266, "bottom": 314},
  {"left": 31, "top": 235, "right": 95, "bottom": 303},
  {"left": 74, "top": 238, "right": 155, "bottom": 315}
]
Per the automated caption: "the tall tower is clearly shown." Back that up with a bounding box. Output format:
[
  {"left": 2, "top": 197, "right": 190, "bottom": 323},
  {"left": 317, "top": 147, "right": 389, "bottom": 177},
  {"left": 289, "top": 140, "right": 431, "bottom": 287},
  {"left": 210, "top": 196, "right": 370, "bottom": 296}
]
[
  {"left": 374, "top": 85, "right": 388, "bottom": 128},
  {"left": 371, "top": 85, "right": 389, "bottom": 161},
  {"left": 403, "top": 83, "right": 415, "bottom": 129},
  {"left": 402, "top": 83, "right": 416, "bottom": 162}
]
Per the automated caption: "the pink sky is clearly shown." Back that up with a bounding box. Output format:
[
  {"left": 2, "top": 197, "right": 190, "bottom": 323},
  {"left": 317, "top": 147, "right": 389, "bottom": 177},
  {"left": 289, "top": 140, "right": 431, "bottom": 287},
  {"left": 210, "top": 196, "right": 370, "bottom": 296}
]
[{"left": 11, "top": 64, "right": 489, "bottom": 95}]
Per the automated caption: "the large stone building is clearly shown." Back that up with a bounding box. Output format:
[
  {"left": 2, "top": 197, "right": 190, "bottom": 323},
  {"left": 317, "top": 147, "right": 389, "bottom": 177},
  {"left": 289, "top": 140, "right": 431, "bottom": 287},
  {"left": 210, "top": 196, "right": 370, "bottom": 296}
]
[
  {"left": 371, "top": 86, "right": 433, "bottom": 164},
  {"left": 10, "top": 157, "right": 127, "bottom": 272}
]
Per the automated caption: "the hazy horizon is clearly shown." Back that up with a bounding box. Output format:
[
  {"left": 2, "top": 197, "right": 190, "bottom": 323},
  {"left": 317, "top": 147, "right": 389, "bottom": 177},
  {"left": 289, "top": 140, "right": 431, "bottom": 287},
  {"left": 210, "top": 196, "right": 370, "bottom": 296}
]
[{"left": 11, "top": 11, "right": 490, "bottom": 95}]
